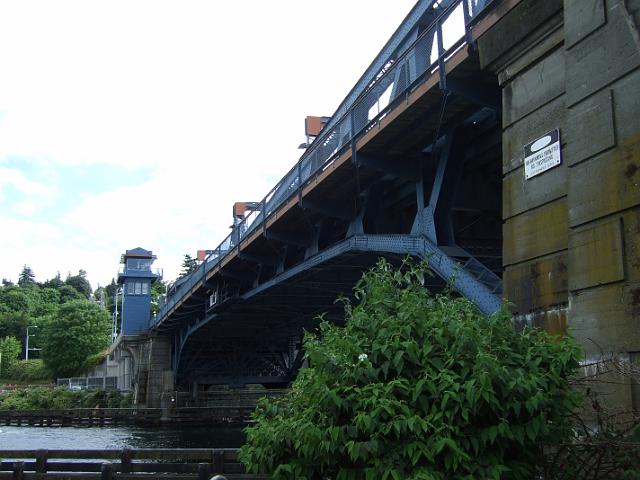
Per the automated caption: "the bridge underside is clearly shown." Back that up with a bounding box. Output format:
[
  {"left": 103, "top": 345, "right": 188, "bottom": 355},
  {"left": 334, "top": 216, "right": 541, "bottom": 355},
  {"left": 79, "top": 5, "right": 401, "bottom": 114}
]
[
  {"left": 174, "top": 231, "right": 501, "bottom": 387},
  {"left": 155, "top": 4, "right": 507, "bottom": 389},
  {"left": 167, "top": 85, "right": 503, "bottom": 387},
  {"left": 175, "top": 248, "right": 416, "bottom": 387}
]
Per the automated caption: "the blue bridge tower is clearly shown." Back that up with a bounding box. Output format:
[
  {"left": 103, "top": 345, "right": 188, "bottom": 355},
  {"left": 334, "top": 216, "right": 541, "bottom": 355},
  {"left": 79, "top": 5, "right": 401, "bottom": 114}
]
[{"left": 117, "top": 248, "right": 161, "bottom": 335}]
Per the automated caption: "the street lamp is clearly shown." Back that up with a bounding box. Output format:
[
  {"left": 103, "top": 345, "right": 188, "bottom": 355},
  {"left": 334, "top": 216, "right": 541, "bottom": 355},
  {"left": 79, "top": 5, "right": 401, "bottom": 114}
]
[
  {"left": 25, "top": 325, "right": 39, "bottom": 360},
  {"left": 112, "top": 287, "right": 123, "bottom": 342}
]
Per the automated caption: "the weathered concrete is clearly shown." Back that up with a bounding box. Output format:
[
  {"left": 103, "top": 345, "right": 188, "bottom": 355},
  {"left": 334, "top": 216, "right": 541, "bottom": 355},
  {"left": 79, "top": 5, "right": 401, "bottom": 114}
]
[
  {"left": 138, "top": 334, "right": 173, "bottom": 408},
  {"left": 91, "top": 333, "right": 173, "bottom": 408},
  {"left": 479, "top": 0, "right": 640, "bottom": 413}
]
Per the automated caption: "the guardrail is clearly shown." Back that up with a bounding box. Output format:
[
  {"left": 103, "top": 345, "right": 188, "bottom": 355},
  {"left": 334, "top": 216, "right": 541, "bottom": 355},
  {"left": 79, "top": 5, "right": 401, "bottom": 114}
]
[
  {"left": 153, "top": 0, "right": 492, "bottom": 328},
  {"left": 118, "top": 266, "right": 163, "bottom": 276},
  {"left": 0, "top": 449, "right": 263, "bottom": 480},
  {"left": 57, "top": 376, "right": 118, "bottom": 391},
  {"left": 0, "top": 406, "right": 258, "bottom": 427},
  {"left": 0, "top": 408, "right": 160, "bottom": 427}
]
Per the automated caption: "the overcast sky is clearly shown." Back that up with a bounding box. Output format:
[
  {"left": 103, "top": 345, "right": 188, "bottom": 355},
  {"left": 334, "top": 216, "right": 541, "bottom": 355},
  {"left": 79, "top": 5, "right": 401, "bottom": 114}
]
[{"left": 0, "top": 0, "right": 418, "bottom": 289}]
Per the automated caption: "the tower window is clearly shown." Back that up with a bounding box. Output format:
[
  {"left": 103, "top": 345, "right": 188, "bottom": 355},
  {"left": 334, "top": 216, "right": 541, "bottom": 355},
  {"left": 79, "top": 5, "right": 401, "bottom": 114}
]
[
  {"left": 127, "top": 259, "right": 151, "bottom": 270},
  {"left": 127, "top": 281, "right": 150, "bottom": 295}
]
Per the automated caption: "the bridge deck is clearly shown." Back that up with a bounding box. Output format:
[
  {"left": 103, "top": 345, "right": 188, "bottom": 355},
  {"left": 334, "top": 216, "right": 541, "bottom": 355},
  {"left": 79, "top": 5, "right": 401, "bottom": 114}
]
[
  {"left": 155, "top": 1, "right": 511, "bottom": 332},
  {"left": 145, "top": 0, "right": 527, "bottom": 386}
]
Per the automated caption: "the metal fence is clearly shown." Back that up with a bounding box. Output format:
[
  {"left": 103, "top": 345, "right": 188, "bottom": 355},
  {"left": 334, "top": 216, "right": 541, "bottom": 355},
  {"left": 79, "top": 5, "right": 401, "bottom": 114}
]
[
  {"left": 57, "top": 376, "right": 118, "bottom": 391},
  {"left": 153, "top": 0, "right": 493, "bottom": 327}
]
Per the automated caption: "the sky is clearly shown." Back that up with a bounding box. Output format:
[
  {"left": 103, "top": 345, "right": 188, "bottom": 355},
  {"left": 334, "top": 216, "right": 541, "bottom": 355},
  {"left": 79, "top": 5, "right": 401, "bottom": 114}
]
[{"left": 0, "top": 0, "right": 419, "bottom": 290}]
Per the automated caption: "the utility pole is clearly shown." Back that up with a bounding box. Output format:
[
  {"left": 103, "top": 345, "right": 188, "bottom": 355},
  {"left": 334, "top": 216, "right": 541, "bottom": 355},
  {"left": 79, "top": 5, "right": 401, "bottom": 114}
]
[{"left": 25, "top": 325, "right": 39, "bottom": 360}]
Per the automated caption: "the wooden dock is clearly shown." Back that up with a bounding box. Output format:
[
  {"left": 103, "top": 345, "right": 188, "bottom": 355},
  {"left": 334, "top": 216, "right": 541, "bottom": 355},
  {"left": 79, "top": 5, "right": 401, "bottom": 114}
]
[
  {"left": 0, "top": 448, "right": 264, "bottom": 479},
  {"left": 0, "top": 406, "right": 257, "bottom": 427}
]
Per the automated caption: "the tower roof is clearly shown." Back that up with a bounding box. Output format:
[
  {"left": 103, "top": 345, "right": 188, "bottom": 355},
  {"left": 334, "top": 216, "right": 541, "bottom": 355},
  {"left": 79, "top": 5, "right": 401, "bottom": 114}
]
[{"left": 124, "top": 247, "right": 155, "bottom": 259}]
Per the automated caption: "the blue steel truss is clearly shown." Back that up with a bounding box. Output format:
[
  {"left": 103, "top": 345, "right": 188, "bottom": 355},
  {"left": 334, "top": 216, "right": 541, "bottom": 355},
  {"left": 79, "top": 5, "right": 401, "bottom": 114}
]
[
  {"left": 172, "top": 233, "right": 501, "bottom": 373},
  {"left": 154, "top": 0, "right": 495, "bottom": 329}
]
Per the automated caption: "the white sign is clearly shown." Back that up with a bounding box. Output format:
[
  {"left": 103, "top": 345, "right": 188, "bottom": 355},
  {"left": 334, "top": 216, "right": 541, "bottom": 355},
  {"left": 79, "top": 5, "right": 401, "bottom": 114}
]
[{"left": 524, "top": 129, "right": 561, "bottom": 179}]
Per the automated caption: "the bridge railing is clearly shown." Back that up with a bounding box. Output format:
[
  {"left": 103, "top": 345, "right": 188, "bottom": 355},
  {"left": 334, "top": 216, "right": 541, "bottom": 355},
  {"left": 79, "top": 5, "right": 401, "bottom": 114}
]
[{"left": 153, "top": 0, "right": 493, "bottom": 328}]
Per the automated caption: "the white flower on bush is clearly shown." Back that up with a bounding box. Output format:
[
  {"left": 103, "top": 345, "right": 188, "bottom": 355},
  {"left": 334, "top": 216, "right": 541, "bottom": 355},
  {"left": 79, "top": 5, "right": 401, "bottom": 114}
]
[{"left": 358, "top": 353, "right": 368, "bottom": 362}]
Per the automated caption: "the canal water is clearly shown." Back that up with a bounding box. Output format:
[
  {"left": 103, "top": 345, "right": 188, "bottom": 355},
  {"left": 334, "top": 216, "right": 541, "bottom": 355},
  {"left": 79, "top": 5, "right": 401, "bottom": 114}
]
[{"left": 0, "top": 425, "right": 246, "bottom": 449}]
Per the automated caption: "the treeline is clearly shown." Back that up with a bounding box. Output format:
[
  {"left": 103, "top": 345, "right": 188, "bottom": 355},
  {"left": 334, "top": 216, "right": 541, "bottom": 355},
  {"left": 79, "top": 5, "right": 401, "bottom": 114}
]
[{"left": 0, "top": 266, "right": 112, "bottom": 382}]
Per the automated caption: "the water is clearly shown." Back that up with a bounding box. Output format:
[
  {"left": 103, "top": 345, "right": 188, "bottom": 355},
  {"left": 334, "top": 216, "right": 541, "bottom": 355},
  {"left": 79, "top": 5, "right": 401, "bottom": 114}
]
[{"left": 0, "top": 425, "right": 246, "bottom": 449}]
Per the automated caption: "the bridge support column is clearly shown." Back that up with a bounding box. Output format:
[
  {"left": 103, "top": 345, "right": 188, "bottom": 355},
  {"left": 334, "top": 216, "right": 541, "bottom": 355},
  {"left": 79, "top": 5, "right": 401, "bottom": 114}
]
[
  {"left": 478, "top": 0, "right": 640, "bottom": 416},
  {"left": 137, "top": 334, "right": 174, "bottom": 408}
]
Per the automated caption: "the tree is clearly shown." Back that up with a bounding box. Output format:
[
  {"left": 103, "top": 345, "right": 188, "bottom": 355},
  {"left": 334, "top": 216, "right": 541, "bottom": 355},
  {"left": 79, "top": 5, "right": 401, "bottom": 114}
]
[
  {"left": 41, "top": 300, "right": 111, "bottom": 378},
  {"left": 150, "top": 280, "right": 167, "bottom": 317},
  {"left": 0, "top": 336, "right": 22, "bottom": 377},
  {"left": 57, "top": 284, "right": 84, "bottom": 304},
  {"left": 2, "top": 278, "right": 13, "bottom": 287},
  {"left": 42, "top": 272, "right": 64, "bottom": 289},
  {"left": 93, "top": 286, "right": 106, "bottom": 307},
  {"left": 65, "top": 271, "right": 92, "bottom": 299},
  {"left": 0, "top": 312, "right": 30, "bottom": 341},
  {"left": 240, "top": 259, "right": 582, "bottom": 479},
  {"left": 18, "top": 265, "right": 36, "bottom": 287},
  {"left": 180, "top": 254, "right": 198, "bottom": 277}
]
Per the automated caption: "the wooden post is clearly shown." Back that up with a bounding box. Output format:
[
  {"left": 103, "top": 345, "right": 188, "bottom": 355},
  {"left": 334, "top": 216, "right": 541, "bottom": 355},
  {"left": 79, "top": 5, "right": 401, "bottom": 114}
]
[
  {"left": 35, "top": 449, "right": 47, "bottom": 473},
  {"left": 121, "top": 448, "right": 132, "bottom": 474},
  {"left": 197, "top": 463, "right": 209, "bottom": 480},
  {"left": 12, "top": 461, "right": 24, "bottom": 480},
  {"left": 101, "top": 462, "right": 114, "bottom": 480},
  {"left": 212, "top": 449, "right": 223, "bottom": 473}
]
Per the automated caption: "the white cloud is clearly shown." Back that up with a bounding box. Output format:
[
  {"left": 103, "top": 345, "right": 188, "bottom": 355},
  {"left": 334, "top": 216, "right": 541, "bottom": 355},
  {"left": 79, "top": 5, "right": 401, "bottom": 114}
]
[
  {"left": 0, "top": 0, "right": 418, "bottom": 288},
  {"left": 0, "top": 167, "right": 53, "bottom": 197},
  {"left": 0, "top": 167, "right": 58, "bottom": 218}
]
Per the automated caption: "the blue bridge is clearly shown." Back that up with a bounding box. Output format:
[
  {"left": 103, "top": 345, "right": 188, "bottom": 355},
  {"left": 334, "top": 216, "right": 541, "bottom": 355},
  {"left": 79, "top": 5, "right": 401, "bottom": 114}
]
[
  {"left": 136, "top": 0, "right": 507, "bottom": 390},
  {"left": 104, "top": 0, "right": 640, "bottom": 413}
]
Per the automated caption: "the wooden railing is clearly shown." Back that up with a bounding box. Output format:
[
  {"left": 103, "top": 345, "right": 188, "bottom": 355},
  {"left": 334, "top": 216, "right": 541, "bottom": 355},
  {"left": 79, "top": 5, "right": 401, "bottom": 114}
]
[
  {"left": 0, "top": 408, "right": 159, "bottom": 427},
  {"left": 0, "top": 449, "right": 264, "bottom": 479},
  {"left": 0, "top": 406, "right": 256, "bottom": 427}
]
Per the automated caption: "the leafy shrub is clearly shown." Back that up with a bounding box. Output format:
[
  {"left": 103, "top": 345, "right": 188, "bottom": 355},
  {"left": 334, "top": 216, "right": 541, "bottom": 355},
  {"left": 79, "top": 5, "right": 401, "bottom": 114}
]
[
  {"left": 0, "top": 336, "right": 22, "bottom": 376},
  {"left": 0, "top": 387, "right": 132, "bottom": 410},
  {"left": 240, "top": 259, "right": 582, "bottom": 479},
  {"left": 6, "top": 359, "right": 52, "bottom": 382}
]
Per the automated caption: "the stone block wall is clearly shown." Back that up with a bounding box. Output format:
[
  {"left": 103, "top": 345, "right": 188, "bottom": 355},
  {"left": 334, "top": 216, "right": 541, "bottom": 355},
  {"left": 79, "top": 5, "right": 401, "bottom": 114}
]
[{"left": 477, "top": 0, "right": 640, "bottom": 412}]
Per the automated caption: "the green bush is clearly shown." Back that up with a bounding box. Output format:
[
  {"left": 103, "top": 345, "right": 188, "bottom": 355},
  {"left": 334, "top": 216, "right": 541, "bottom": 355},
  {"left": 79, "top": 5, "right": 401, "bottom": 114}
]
[
  {"left": 240, "top": 259, "right": 582, "bottom": 479},
  {"left": 6, "top": 359, "right": 52, "bottom": 382},
  {"left": 0, "top": 387, "right": 132, "bottom": 410},
  {"left": 0, "top": 336, "right": 22, "bottom": 376}
]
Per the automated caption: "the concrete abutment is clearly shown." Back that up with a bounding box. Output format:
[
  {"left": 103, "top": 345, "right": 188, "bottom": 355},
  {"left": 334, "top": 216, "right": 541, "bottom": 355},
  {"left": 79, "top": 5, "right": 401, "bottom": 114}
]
[{"left": 477, "top": 0, "right": 640, "bottom": 414}]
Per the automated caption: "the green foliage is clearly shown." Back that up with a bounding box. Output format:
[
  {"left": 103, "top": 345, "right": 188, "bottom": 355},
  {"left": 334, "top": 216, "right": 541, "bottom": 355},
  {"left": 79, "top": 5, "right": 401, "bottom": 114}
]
[
  {"left": 0, "top": 336, "right": 22, "bottom": 376},
  {"left": 41, "top": 300, "right": 111, "bottom": 378},
  {"left": 0, "top": 269, "right": 101, "bottom": 366},
  {"left": 0, "top": 311, "right": 29, "bottom": 341},
  {"left": 57, "top": 284, "right": 84, "bottom": 304},
  {"left": 240, "top": 259, "right": 582, "bottom": 480},
  {"left": 65, "top": 271, "right": 92, "bottom": 298},
  {"left": 0, "top": 387, "right": 132, "bottom": 410},
  {"left": 18, "top": 265, "right": 36, "bottom": 287},
  {"left": 180, "top": 254, "right": 198, "bottom": 277},
  {"left": 42, "top": 272, "right": 64, "bottom": 289},
  {"left": 150, "top": 280, "right": 167, "bottom": 317},
  {"left": 5, "top": 359, "right": 52, "bottom": 382}
]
